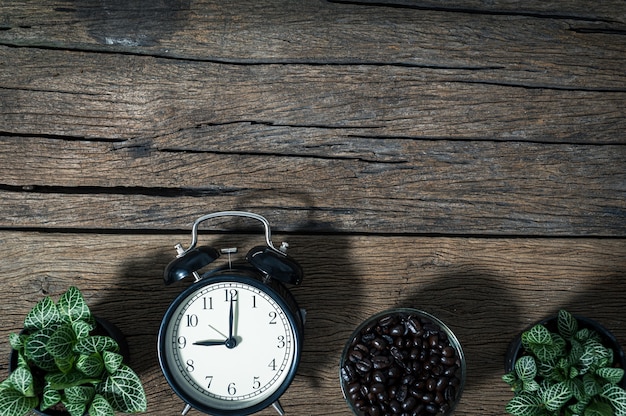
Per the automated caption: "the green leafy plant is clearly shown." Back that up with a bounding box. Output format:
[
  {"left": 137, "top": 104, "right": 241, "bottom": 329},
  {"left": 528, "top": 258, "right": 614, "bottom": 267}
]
[
  {"left": 0, "top": 287, "right": 147, "bottom": 416},
  {"left": 503, "top": 309, "right": 626, "bottom": 416}
]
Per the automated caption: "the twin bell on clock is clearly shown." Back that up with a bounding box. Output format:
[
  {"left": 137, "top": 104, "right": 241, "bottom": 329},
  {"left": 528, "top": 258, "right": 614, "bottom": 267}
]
[{"left": 157, "top": 211, "right": 305, "bottom": 416}]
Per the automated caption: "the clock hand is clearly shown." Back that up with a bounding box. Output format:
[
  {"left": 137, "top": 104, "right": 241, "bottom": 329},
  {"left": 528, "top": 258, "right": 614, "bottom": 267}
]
[
  {"left": 225, "top": 297, "right": 237, "bottom": 349},
  {"left": 193, "top": 339, "right": 227, "bottom": 346}
]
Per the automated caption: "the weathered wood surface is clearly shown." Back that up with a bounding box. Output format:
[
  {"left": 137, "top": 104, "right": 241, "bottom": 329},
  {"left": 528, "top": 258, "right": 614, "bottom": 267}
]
[
  {"left": 0, "top": 233, "right": 624, "bottom": 415},
  {"left": 1, "top": 0, "right": 625, "bottom": 415}
]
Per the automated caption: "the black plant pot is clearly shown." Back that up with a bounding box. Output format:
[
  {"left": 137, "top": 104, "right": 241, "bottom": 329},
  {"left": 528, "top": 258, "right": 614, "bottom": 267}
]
[
  {"left": 8, "top": 316, "right": 130, "bottom": 416},
  {"left": 504, "top": 314, "right": 626, "bottom": 389}
]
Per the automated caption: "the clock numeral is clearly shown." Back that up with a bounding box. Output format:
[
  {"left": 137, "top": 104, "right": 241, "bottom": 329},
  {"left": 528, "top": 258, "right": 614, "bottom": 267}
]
[
  {"left": 225, "top": 289, "right": 238, "bottom": 302},
  {"left": 277, "top": 335, "right": 285, "bottom": 349},
  {"left": 205, "top": 375, "right": 213, "bottom": 389},
  {"left": 227, "top": 382, "right": 237, "bottom": 395},
  {"left": 268, "top": 358, "right": 276, "bottom": 371},
  {"left": 186, "top": 314, "right": 199, "bottom": 327},
  {"left": 268, "top": 311, "right": 277, "bottom": 324},
  {"left": 252, "top": 295, "right": 257, "bottom": 308},
  {"left": 186, "top": 359, "right": 195, "bottom": 372},
  {"left": 252, "top": 376, "right": 261, "bottom": 389},
  {"left": 177, "top": 336, "right": 187, "bottom": 349},
  {"left": 203, "top": 297, "right": 213, "bottom": 310}
]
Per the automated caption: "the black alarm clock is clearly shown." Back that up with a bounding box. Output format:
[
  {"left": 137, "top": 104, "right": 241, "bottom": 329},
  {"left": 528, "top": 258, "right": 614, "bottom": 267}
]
[{"left": 157, "top": 211, "right": 304, "bottom": 416}]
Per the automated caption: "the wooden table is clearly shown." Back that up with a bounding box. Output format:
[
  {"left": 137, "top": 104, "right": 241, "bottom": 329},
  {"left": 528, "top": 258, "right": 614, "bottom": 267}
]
[{"left": 1, "top": 1, "right": 625, "bottom": 414}]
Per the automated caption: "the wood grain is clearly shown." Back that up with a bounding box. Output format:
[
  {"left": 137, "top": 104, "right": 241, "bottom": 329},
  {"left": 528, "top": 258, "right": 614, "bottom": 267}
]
[
  {"left": 1, "top": 136, "right": 624, "bottom": 235},
  {"left": 0, "top": 232, "right": 624, "bottom": 415},
  {"left": 2, "top": 46, "right": 626, "bottom": 143},
  {"left": 1, "top": 1, "right": 625, "bottom": 90}
]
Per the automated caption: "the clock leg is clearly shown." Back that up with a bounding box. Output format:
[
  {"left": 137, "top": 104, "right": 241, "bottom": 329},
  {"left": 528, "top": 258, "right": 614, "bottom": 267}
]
[
  {"left": 181, "top": 403, "right": 192, "bottom": 415},
  {"left": 272, "top": 400, "right": 285, "bottom": 416}
]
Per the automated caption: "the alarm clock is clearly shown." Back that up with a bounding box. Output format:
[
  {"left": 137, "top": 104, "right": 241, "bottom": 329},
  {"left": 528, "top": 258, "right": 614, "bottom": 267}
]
[{"left": 158, "top": 211, "right": 305, "bottom": 416}]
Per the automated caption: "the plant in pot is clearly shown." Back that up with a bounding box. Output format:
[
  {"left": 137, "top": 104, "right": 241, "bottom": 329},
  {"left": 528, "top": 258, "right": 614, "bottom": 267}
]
[
  {"left": 0, "top": 286, "right": 147, "bottom": 416},
  {"left": 503, "top": 309, "right": 626, "bottom": 416}
]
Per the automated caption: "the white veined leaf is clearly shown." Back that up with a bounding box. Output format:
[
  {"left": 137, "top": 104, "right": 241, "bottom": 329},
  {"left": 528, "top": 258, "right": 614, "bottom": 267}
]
[
  {"left": 76, "top": 354, "right": 105, "bottom": 378},
  {"left": 72, "top": 320, "right": 93, "bottom": 340},
  {"left": 7, "top": 366, "right": 34, "bottom": 397},
  {"left": 505, "top": 392, "right": 542, "bottom": 416},
  {"left": 47, "top": 324, "right": 77, "bottom": 360},
  {"left": 557, "top": 310, "right": 578, "bottom": 339},
  {"left": 45, "top": 370, "right": 98, "bottom": 390},
  {"left": 41, "top": 384, "right": 62, "bottom": 411},
  {"left": 0, "top": 388, "right": 38, "bottom": 416},
  {"left": 583, "top": 373, "right": 602, "bottom": 397},
  {"left": 601, "top": 385, "right": 626, "bottom": 416},
  {"left": 24, "top": 328, "right": 57, "bottom": 371},
  {"left": 24, "top": 297, "right": 61, "bottom": 332},
  {"left": 63, "top": 400, "right": 87, "bottom": 416},
  {"left": 75, "top": 336, "right": 119, "bottom": 355},
  {"left": 103, "top": 351, "right": 123, "bottom": 374},
  {"left": 516, "top": 356, "right": 538, "bottom": 382},
  {"left": 503, "top": 371, "right": 517, "bottom": 386},
  {"left": 8, "top": 333, "right": 25, "bottom": 351},
  {"left": 541, "top": 381, "right": 573, "bottom": 412},
  {"left": 65, "top": 385, "right": 95, "bottom": 404},
  {"left": 57, "top": 287, "right": 91, "bottom": 323},
  {"left": 98, "top": 365, "right": 147, "bottom": 413},
  {"left": 89, "top": 394, "right": 115, "bottom": 416},
  {"left": 523, "top": 324, "right": 553, "bottom": 347},
  {"left": 596, "top": 367, "right": 625, "bottom": 385}
]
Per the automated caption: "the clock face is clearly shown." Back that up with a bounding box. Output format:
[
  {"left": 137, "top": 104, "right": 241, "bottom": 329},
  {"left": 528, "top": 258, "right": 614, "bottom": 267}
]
[{"left": 159, "top": 276, "right": 300, "bottom": 415}]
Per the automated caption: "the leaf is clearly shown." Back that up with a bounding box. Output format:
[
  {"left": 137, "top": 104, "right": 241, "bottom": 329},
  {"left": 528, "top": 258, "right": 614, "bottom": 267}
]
[
  {"left": 98, "top": 365, "right": 147, "bottom": 413},
  {"left": 77, "top": 354, "right": 105, "bottom": 378},
  {"left": 72, "top": 320, "right": 94, "bottom": 340},
  {"left": 24, "top": 296, "right": 61, "bottom": 332},
  {"left": 103, "top": 351, "right": 123, "bottom": 374},
  {"left": 45, "top": 370, "right": 98, "bottom": 390},
  {"left": 7, "top": 367, "right": 34, "bottom": 397},
  {"left": 58, "top": 287, "right": 91, "bottom": 323},
  {"left": 584, "top": 400, "right": 614, "bottom": 416},
  {"left": 503, "top": 371, "right": 517, "bottom": 386},
  {"left": 541, "top": 382, "right": 573, "bottom": 412},
  {"left": 89, "top": 394, "right": 115, "bottom": 416},
  {"left": 596, "top": 367, "right": 625, "bottom": 385},
  {"left": 24, "top": 328, "right": 58, "bottom": 371},
  {"left": 75, "top": 336, "right": 119, "bottom": 355},
  {"left": 8, "top": 333, "right": 25, "bottom": 351},
  {"left": 601, "top": 385, "right": 626, "bottom": 416},
  {"left": 505, "top": 392, "right": 542, "bottom": 416},
  {"left": 65, "top": 385, "right": 95, "bottom": 404},
  {"left": 0, "top": 388, "right": 38, "bottom": 416},
  {"left": 63, "top": 400, "right": 87, "bottom": 416},
  {"left": 47, "top": 323, "right": 77, "bottom": 360},
  {"left": 523, "top": 324, "right": 553, "bottom": 347},
  {"left": 516, "top": 356, "right": 538, "bottom": 382},
  {"left": 41, "top": 384, "right": 62, "bottom": 411},
  {"left": 583, "top": 373, "right": 602, "bottom": 397},
  {"left": 557, "top": 310, "right": 578, "bottom": 339}
]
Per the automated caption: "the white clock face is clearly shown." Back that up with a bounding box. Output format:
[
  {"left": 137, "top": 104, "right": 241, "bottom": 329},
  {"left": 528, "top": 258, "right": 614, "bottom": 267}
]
[{"left": 161, "top": 278, "right": 298, "bottom": 413}]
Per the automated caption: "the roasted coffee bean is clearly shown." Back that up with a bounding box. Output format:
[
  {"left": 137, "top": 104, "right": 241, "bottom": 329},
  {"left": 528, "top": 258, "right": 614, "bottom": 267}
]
[
  {"left": 372, "top": 370, "right": 386, "bottom": 383},
  {"left": 355, "top": 358, "right": 372, "bottom": 373},
  {"left": 372, "top": 355, "right": 393, "bottom": 370},
  {"left": 402, "top": 396, "right": 417, "bottom": 411},
  {"left": 372, "top": 337, "right": 388, "bottom": 350}
]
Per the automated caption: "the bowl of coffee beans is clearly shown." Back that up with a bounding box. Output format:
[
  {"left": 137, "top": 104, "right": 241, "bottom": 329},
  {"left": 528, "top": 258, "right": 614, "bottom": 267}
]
[{"left": 340, "top": 308, "right": 465, "bottom": 416}]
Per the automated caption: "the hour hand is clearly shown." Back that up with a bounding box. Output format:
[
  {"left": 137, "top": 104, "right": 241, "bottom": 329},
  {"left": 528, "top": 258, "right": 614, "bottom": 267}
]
[{"left": 193, "top": 339, "right": 227, "bottom": 346}]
